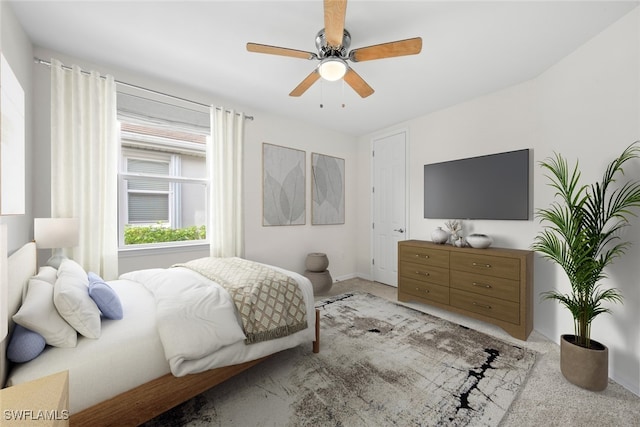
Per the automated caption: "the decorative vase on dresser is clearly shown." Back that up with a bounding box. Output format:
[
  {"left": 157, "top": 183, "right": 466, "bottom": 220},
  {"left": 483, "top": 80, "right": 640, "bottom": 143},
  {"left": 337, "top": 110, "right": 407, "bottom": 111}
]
[
  {"left": 431, "top": 227, "right": 449, "bottom": 244},
  {"left": 397, "top": 239, "right": 533, "bottom": 340},
  {"left": 466, "top": 233, "right": 493, "bottom": 249}
]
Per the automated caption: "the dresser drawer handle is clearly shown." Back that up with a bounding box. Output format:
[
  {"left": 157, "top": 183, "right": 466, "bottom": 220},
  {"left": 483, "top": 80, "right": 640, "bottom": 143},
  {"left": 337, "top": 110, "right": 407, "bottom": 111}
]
[
  {"left": 415, "top": 254, "right": 429, "bottom": 259},
  {"left": 415, "top": 287, "right": 430, "bottom": 294},
  {"left": 472, "top": 262, "right": 492, "bottom": 268},
  {"left": 472, "top": 302, "right": 492, "bottom": 310},
  {"left": 472, "top": 282, "right": 492, "bottom": 289},
  {"left": 415, "top": 271, "right": 430, "bottom": 276}
]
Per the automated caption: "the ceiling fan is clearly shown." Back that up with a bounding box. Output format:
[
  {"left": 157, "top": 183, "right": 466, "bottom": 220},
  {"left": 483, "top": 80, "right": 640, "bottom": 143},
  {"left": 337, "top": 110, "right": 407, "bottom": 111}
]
[{"left": 246, "top": 0, "right": 422, "bottom": 98}]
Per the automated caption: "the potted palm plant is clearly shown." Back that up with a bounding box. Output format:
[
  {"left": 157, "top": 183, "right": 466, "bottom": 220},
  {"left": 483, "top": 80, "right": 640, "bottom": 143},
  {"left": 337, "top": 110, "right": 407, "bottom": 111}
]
[{"left": 532, "top": 141, "right": 640, "bottom": 391}]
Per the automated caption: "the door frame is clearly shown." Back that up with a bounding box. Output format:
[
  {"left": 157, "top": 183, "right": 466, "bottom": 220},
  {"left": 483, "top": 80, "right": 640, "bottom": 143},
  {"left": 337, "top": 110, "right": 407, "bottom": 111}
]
[{"left": 369, "top": 127, "right": 410, "bottom": 283}]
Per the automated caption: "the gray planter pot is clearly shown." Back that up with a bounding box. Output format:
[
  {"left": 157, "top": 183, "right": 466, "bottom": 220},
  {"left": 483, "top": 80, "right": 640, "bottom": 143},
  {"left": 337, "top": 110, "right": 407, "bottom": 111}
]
[
  {"left": 305, "top": 253, "right": 329, "bottom": 272},
  {"left": 560, "top": 334, "right": 608, "bottom": 391},
  {"left": 303, "top": 270, "right": 333, "bottom": 295}
]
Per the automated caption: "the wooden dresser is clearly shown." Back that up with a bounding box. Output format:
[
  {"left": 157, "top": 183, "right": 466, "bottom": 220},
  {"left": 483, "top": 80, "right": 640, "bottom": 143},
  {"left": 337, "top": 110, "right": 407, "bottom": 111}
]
[{"left": 397, "top": 240, "right": 533, "bottom": 340}]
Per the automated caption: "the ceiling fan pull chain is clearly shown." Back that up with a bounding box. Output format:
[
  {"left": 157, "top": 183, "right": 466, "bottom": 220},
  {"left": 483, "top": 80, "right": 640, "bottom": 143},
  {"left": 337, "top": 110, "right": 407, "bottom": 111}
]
[{"left": 342, "top": 80, "right": 346, "bottom": 108}]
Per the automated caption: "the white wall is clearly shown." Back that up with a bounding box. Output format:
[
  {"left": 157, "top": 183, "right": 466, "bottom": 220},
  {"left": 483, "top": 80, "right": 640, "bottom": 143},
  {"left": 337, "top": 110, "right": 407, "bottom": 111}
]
[
  {"left": 534, "top": 7, "right": 640, "bottom": 396},
  {"left": 30, "top": 48, "right": 358, "bottom": 279},
  {"left": 357, "top": 8, "right": 640, "bottom": 394},
  {"left": 0, "top": 0, "right": 35, "bottom": 387},
  {"left": 0, "top": 2, "right": 34, "bottom": 254},
  {"left": 244, "top": 112, "right": 357, "bottom": 277}
]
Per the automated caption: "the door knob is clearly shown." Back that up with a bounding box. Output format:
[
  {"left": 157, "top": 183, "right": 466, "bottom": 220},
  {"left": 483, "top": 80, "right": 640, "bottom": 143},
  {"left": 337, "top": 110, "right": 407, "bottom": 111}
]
[{"left": 394, "top": 228, "right": 405, "bottom": 233}]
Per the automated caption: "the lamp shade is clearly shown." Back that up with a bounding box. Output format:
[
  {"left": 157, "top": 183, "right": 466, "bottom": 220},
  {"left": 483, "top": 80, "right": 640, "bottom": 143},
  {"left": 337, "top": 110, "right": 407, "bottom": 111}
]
[
  {"left": 318, "top": 57, "right": 347, "bottom": 81},
  {"left": 34, "top": 218, "right": 80, "bottom": 249}
]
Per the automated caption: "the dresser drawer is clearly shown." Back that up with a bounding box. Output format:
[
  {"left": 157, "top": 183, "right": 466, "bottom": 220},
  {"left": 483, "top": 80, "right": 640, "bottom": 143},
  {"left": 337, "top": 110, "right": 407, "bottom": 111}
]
[
  {"left": 450, "top": 270, "right": 520, "bottom": 303},
  {"left": 451, "top": 252, "right": 520, "bottom": 280},
  {"left": 399, "top": 245, "right": 449, "bottom": 268},
  {"left": 399, "top": 261, "right": 449, "bottom": 286},
  {"left": 399, "top": 277, "right": 449, "bottom": 305},
  {"left": 450, "top": 289, "right": 520, "bottom": 324}
]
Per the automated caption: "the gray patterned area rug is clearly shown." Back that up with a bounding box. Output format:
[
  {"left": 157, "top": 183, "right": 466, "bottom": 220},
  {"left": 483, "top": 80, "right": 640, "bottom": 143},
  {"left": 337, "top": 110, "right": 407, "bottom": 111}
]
[{"left": 143, "top": 292, "right": 536, "bottom": 426}]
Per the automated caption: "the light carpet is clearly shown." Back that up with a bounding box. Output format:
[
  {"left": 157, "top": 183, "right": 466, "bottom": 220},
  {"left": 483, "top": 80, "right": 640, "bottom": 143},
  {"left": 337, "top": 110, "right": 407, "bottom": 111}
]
[{"left": 143, "top": 292, "right": 536, "bottom": 426}]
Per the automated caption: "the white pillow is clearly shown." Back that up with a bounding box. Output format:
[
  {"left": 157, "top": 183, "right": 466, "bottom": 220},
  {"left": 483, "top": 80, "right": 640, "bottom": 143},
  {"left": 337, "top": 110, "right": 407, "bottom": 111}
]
[
  {"left": 54, "top": 259, "right": 101, "bottom": 339},
  {"left": 22, "top": 265, "right": 58, "bottom": 302},
  {"left": 35, "top": 265, "right": 58, "bottom": 284},
  {"left": 13, "top": 278, "right": 77, "bottom": 348}
]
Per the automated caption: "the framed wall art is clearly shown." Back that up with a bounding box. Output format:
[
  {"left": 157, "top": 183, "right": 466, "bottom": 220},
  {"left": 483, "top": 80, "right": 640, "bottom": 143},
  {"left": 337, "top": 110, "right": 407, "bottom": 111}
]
[
  {"left": 262, "top": 143, "right": 305, "bottom": 226},
  {"left": 312, "top": 152, "right": 345, "bottom": 225},
  {"left": 0, "top": 53, "right": 26, "bottom": 215}
]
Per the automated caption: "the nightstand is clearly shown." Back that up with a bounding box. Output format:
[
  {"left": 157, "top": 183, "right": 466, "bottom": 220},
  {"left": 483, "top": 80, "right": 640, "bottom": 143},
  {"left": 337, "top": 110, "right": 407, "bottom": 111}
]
[{"left": 1, "top": 370, "right": 69, "bottom": 426}]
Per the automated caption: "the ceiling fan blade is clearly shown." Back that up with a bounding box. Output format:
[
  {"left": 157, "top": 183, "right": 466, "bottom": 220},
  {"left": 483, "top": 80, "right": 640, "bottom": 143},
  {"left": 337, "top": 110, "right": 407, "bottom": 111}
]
[
  {"left": 349, "top": 37, "right": 422, "bottom": 62},
  {"left": 247, "top": 43, "right": 316, "bottom": 60},
  {"left": 289, "top": 70, "right": 321, "bottom": 97},
  {"left": 324, "top": 0, "right": 347, "bottom": 47},
  {"left": 343, "top": 68, "right": 374, "bottom": 98}
]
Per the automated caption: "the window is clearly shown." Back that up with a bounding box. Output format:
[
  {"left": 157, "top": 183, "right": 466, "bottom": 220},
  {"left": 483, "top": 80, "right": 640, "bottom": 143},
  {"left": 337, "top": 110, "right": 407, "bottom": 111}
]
[
  {"left": 117, "top": 93, "right": 210, "bottom": 248},
  {"left": 125, "top": 154, "right": 172, "bottom": 225}
]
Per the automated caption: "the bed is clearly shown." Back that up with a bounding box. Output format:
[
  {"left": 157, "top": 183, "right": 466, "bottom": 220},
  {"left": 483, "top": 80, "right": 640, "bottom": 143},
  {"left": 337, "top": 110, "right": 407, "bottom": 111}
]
[{"left": 1, "top": 242, "right": 320, "bottom": 426}]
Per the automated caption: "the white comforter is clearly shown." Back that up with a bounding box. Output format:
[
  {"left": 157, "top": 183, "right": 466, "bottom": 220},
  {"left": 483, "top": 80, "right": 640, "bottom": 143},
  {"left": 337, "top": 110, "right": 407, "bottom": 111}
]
[
  {"left": 120, "top": 267, "right": 245, "bottom": 376},
  {"left": 120, "top": 264, "right": 313, "bottom": 377}
]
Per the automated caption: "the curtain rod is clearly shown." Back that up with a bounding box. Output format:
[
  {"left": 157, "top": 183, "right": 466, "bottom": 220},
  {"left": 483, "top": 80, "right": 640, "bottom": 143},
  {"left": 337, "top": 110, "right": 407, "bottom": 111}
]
[{"left": 34, "top": 57, "right": 254, "bottom": 120}]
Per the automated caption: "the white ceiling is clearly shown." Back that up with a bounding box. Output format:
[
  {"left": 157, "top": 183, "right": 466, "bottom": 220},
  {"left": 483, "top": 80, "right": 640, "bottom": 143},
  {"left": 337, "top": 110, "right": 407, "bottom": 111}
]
[{"left": 8, "top": 1, "right": 639, "bottom": 136}]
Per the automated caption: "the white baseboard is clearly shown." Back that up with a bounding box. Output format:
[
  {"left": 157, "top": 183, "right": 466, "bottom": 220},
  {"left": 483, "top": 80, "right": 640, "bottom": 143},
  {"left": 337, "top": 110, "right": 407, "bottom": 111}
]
[
  {"left": 333, "top": 273, "right": 357, "bottom": 282},
  {"left": 333, "top": 272, "right": 373, "bottom": 282}
]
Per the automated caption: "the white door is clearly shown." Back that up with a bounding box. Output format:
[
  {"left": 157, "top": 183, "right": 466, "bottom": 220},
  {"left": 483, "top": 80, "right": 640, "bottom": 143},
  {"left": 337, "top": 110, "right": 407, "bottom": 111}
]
[{"left": 372, "top": 130, "right": 406, "bottom": 286}]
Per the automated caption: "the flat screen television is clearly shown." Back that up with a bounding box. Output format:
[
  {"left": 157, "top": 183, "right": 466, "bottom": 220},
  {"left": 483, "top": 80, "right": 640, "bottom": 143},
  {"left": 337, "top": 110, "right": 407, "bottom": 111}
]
[{"left": 423, "top": 149, "right": 530, "bottom": 220}]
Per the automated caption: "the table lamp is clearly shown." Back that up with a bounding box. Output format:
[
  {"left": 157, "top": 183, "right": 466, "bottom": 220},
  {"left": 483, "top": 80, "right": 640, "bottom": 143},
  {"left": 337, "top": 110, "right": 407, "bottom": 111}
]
[{"left": 34, "top": 218, "right": 80, "bottom": 268}]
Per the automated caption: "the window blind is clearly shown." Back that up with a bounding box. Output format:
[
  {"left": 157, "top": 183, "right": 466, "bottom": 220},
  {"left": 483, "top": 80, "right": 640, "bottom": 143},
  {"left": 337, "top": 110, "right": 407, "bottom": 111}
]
[
  {"left": 126, "top": 158, "right": 170, "bottom": 223},
  {"left": 117, "top": 92, "right": 210, "bottom": 135}
]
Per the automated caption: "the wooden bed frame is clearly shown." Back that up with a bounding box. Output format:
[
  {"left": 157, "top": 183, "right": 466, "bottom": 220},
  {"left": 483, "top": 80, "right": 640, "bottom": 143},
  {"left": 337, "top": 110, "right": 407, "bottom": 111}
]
[
  {"left": 2, "top": 241, "right": 320, "bottom": 426},
  {"left": 73, "top": 311, "right": 319, "bottom": 426}
]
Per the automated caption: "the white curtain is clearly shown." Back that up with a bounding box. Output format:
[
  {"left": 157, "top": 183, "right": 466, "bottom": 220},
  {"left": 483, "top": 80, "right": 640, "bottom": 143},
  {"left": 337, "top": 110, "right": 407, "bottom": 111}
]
[
  {"left": 50, "top": 59, "right": 118, "bottom": 279},
  {"left": 209, "top": 107, "right": 245, "bottom": 258}
]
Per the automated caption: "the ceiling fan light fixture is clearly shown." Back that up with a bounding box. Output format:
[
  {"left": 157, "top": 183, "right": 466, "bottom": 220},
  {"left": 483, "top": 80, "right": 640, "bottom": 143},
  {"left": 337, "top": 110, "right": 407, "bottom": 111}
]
[{"left": 318, "top": 57, "right": 347, "bottom": 81}]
